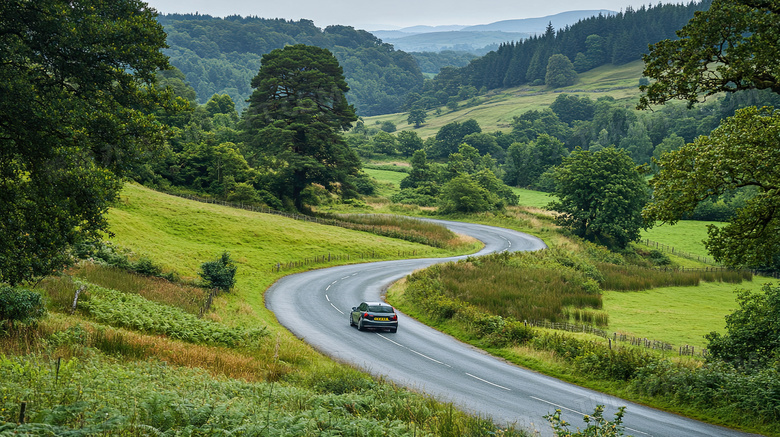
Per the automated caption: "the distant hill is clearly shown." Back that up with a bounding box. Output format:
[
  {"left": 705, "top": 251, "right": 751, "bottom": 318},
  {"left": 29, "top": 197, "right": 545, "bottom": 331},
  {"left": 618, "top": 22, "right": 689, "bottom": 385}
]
[
  {"left": 376, "top": 30, "right": 529, "bottom": 53},
  {"left": 461, "top": 10, "right": 615, "bottom": 33},
  {"left": 372, "top": 10, "right": 615, "bottom": 53}
]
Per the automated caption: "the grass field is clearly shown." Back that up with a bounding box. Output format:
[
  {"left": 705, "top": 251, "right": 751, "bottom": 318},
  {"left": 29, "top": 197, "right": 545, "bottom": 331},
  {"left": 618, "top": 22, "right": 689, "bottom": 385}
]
[
  {"left": 640, "top": 220, "right": 723, "bottom": 259},
  {"left": 604, "top": 276, "right": 777, "bottom": 349},
  {"left": 108, "top": 183, "right": 465, "bottom": 329},
  {"left": 512, "top": 187, "right": 554, "bottom": 209},
  {"left": 364, "top": 167, "right": 406, "bottom": 197},
  {"left": 364, "top": 60, "right": 646, "bottom": 138}
]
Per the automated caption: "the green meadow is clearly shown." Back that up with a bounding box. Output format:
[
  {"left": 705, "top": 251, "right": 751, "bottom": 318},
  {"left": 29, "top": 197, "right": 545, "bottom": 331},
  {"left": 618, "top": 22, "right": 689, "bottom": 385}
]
[
  {"left": 604, "top": 275, "right": 777, "bottom": 350},
  {"left": 108, "top": 183, "right": 470, "bottom": 325},
  {"left": 365, "top": 60, "right": 645, "bottom": 138},
  {"left": 641, "top": 220, "right": 723, "bottom": 259}
]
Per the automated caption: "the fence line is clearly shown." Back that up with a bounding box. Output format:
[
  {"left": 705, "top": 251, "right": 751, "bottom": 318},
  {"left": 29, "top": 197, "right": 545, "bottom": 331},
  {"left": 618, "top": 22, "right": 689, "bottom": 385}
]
[
  {"left": 640, "top": 238, "right": 715, "bottom": 264},
  {"left": 270, "top": 250, "right": 419, "bottom": 273},
  {"left": 524, "top": 319, "right": 708, "bottom": 357},
  {"left": 198, "top": 288, "right": 219, "bottom": 318}
]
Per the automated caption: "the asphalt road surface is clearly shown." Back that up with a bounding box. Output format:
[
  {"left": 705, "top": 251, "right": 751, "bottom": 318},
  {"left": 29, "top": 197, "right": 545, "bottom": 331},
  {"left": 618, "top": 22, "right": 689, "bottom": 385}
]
[{"left": 265, "top": 219, "right": 758, "bottom": 436}]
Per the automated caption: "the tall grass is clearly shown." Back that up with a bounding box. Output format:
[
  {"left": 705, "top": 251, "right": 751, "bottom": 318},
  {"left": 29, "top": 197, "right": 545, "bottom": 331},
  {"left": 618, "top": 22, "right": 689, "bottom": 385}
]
[
  {"left": 321, "top": 213, "right": 467, "bottom": 250},
  {"left": 598, "top": 264, "right": 752, "bottom": 291},
  {"left": 407, "top": 251, "right": 603, "bottom": 324},
  {"left": 439, "top": 262, "right": 601, "bottom": 323},
  {"left": 70, "top": 263, "right": 207, "bottom": 314}
]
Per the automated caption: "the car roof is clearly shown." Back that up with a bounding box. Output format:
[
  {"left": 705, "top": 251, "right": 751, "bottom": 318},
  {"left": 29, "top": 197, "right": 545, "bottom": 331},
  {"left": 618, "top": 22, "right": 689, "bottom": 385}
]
[{"left": 363, "top": 301, "right": 391, "bottom": 306}]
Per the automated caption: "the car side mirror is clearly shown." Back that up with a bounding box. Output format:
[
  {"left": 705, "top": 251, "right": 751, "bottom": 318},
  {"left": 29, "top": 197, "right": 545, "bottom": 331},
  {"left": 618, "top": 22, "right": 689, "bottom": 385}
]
[{"left": 351, "top": 307, "right": 357, "bottom": 311}]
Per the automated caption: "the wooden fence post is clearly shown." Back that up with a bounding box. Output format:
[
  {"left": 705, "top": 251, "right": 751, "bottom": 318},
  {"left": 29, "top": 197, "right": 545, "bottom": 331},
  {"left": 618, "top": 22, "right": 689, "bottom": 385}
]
[{"left": 70, "top": 285, "right": 86, "bottom": 315}]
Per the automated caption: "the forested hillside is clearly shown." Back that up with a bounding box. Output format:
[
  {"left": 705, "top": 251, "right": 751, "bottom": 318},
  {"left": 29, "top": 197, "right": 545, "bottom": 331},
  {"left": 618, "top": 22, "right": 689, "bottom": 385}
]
[
  {"left": 411, "top": 1, "right": 711, "bottom": 109},
  {"left": 158, "top": 14, "right": 423, "bottom": 115},
  {"left": 159, "top": 3, "right": 710, "bottom": 117}
]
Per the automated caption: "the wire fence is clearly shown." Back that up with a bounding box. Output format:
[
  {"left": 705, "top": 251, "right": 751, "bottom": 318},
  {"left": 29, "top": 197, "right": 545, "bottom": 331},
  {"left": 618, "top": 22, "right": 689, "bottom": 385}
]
[
  {"left": 525, "top": 319, "right": 707, "bottom": 357},
  {"left": 640, "top": 238, "right": 715, "bottom": 264}
]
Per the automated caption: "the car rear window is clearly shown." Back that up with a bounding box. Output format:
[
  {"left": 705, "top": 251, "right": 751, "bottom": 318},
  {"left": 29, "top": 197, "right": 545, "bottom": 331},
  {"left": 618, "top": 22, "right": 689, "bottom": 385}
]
[{"left": 368, "top": 305, "right": 393, "bottom": 313}]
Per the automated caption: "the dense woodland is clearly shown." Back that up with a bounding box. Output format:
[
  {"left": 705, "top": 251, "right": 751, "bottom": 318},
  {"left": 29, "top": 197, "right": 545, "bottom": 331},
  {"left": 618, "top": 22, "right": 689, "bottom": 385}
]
[
  {"left": 410, "top": 1, "right": 711, "bottom": 110},
  {"left": 158, "top": 2, "right": 711, "bottom": 117},
  {"left": 158, "top": 15, "right": 424, "bottom": 115}
]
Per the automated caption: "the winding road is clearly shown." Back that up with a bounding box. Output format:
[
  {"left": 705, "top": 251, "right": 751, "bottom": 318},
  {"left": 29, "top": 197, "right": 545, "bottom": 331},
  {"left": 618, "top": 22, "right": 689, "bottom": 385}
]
[{"left": 265, "top": 219, "right": 758, "bottom": 436}]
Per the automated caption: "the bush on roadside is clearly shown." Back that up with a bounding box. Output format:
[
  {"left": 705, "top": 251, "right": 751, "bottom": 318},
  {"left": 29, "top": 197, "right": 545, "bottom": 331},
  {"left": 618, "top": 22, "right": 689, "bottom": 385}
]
[{"left": 0, "top": 286, "right": 46, "bottom": 329}]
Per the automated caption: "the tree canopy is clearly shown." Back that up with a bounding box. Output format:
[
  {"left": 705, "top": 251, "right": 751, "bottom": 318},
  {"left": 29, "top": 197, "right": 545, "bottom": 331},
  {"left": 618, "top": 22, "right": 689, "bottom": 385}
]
[
  {"left": 644, "top": 106, "right": 780, "bottom": 268},
  {"left": 242, "top": 44, "right": 360, "bottom": 211},
  {"left": 640, "top": 0, "right": 780, "bottom": 270},
  {"left": 547, "top": 147, "right": 649, "bottom": 249},
  {"left": 639, "top": 0, "right": 780, "bottom": 108},
  {"left": 706, "top": 283, "right": 780, "bottom": 368},
  {"left": 0, "top": 0, "right": 179, "bottom": 285}
]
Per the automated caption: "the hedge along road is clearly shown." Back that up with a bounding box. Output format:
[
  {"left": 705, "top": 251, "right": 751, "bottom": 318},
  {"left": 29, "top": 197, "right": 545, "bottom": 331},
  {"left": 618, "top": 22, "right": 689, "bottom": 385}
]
[{"left": 265, "top": 219, "right": 758, "bottom": 437}]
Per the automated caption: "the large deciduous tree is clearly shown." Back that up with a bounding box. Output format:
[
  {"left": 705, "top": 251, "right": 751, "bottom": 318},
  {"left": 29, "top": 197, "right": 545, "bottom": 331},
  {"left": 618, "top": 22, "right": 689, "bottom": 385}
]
[
  {"left": 639, "top": 0, "right": 780, "bottom": 269},
  {"left": 644, "top": 107, "right": 780, "bottom": 268},
  {"left": 547, "top": 147, "right": 649, "bottom": 249},
  {"left": 545, "top": 54, "right": 577, "bottom": 88},
  {"left": 639, "top": 0, "right": 780, "bottom": 108},
  {"left": 705, "top": 283, "right": 780, "bottom": 367},
  {"left": 242, "top": 44, "right": 359, "bottom": 211},
  {"left": 0, "top": 0, "right": 179, "bottom": 285}
]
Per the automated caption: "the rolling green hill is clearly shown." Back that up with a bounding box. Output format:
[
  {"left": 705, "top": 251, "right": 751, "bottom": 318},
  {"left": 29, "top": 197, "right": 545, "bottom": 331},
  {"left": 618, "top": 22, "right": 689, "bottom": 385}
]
[{"left": 364, "top": 60, "right": 645, "bottom": 138}]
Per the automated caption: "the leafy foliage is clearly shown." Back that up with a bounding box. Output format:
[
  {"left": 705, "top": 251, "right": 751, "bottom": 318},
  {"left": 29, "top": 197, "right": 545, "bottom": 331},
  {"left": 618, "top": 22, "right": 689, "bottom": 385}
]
[
  {"left": 639, "top": 0, "right": 780, "bottom": 108},
  {"left": 644, "top": 107, "right": 780, "bottom": 268},
  {"left": 705, "top": 283, "right": 780, "bottom": 368},
  {"left": 546, "top": 405, "right": 627, "bottom": 437},
  {"left": 548, "top": 147, "right": 650, "bottom": 248},
  {"left": 0, "top": 354, "right": 530, "bottom": 436},
  {"left": 0, "top": 0, "right": 181, "bottom": 284},
  {"left": 199, "top": 252, "right": 237, "bottom": 292},
  {"left": 242, "top": 44, "right": 360, "bottom": 210},
  {"left": 81, "top": 284, "right": 265, "bottom": 347},
  {"left": 545, "top": 54, "right": 578, "bottom": 88},
  {"left": 0, "top": 287, "right": 45, "bottom": 327}
]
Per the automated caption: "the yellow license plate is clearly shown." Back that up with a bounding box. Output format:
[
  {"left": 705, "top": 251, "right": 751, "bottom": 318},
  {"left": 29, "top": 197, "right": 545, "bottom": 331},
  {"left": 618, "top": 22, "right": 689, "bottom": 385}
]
[{"left": 374, "top": 317, "right": 388, "bottom": 321}]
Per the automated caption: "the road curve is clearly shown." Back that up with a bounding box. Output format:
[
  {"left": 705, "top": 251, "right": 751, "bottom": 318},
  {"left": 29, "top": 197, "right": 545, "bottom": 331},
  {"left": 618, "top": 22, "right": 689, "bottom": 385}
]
[{"left": 265, "top": 220, "right": 758, "bottom": 437}]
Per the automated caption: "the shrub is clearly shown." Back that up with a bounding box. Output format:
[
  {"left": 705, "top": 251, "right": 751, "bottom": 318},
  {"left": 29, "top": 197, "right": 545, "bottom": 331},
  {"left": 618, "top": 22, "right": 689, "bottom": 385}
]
[
  {"left": 546, "top": 405, "right": 627, "bottom": 436},
  {"left": 648, "top": 249, "right": 671, "bottom": 266},
  {"left": 0, "top": 287, "right": 46, "bottom": 328},
  {"left": 132, "top": 257, "right": 162, "bottom": 277},
  {"left": 199, "top": 252, "right": 237, "bottom": 292}
]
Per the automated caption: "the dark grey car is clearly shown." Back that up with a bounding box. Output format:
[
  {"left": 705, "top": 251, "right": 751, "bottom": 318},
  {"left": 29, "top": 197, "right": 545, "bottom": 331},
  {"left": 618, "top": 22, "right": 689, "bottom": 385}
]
[{"left": 350, "top": 301, "right": 398, "bottom": 333}]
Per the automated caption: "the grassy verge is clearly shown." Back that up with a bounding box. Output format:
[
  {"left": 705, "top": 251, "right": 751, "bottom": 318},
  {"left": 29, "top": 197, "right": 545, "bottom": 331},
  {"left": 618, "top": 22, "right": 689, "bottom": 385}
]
[
  {"left": 1, "top": 315, "right": 531, "bottom": 435},
  {"left": 386, "top": 232, "right": 778, "bottom": 435}
]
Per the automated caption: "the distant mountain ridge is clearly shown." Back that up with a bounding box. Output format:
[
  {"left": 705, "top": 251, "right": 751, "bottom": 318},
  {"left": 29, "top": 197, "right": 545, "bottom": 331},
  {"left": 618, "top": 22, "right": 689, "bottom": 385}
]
[
  {"left": 461, "top": 10, "right": 615, "bottom": 33},
  {"left": 371, "top": 10, "right": 616, "bottom": 53}
]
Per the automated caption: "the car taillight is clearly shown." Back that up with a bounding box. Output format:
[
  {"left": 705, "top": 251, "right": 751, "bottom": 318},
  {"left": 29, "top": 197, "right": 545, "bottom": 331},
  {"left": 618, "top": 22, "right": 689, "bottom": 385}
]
[
  {"left": 363, "top": 312, "right": 369, "bottom": 318},
  {"left": 391, "top": 314, "right": 397, "bottom": 321}
]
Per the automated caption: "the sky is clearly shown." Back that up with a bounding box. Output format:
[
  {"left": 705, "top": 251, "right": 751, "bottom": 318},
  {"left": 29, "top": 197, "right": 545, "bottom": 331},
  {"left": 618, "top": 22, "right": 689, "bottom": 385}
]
[{"left": 144, "top": 0, "right": 679, "bottom": 30}]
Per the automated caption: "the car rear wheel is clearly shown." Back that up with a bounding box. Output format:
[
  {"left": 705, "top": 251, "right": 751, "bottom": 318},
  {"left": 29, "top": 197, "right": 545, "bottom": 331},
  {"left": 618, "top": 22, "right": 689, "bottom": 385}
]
[{"left": 389, "top": 327, "right": 397, "bottom": 333}]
